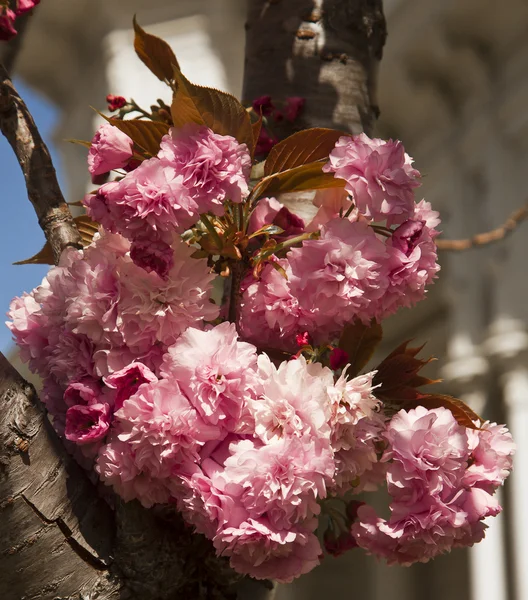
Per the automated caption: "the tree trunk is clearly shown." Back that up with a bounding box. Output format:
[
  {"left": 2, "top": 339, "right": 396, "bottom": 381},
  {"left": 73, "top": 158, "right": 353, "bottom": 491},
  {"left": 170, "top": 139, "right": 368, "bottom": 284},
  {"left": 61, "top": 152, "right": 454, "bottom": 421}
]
[{"left": 0, "top": 1, "right": 386, "bottom": 599}]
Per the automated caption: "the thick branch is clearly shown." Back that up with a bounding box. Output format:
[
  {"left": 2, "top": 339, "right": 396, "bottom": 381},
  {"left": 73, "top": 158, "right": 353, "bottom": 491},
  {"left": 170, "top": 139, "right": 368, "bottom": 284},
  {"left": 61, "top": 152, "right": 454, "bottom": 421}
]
[
  {"left": 0, "top": 352, "right": 120, "bottom": 600},
  {"left": 0, "top": 65, "right": 81, "bottom": 264},
  {"left": 243, "top": 0, "right": 386, "bottom": 135}
]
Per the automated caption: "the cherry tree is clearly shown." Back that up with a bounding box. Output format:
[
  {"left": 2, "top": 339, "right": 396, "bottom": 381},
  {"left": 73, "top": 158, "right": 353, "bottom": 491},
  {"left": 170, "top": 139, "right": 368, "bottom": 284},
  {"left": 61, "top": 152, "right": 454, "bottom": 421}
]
[{"left": 0, "top": 2, "right": 516, "bottom": 599}]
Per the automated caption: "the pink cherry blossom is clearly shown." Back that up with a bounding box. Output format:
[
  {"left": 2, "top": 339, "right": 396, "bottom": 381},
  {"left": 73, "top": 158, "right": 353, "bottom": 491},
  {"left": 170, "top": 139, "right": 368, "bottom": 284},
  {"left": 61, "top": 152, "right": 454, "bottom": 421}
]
[
  {"left": 117, "top": 237, "right": 219, "bottom": 351},
  {"left": 250, "top": 354, "right": 333, "bottom": 443},
  {"left": 159, "top": 124, "right": 251, "bottom": 214},
  {"left": 115, "top": 379, "right": 220, "bottom": 479},
  {"left": 63, "top": 379, "right": 102, "bottom": 407},
  {"left": 214, "top": 518, "right": 321, "bottom": 583},
  {"left": 239, "top": 259, "right": 302, "bottom": 351},
  {"left": 83, "top": 158, "right": 200, "bottom": 239},
  {"left": 96, "top": 438, "right": 184, "bottom": 507},
  {"left": 248, "top": 197, "right": 305, "bottom": 239},
  {"left": 219, "top": 436, "right": 335, "bottom": 530},
  {"left": 130, "top": 238, "right": 174, "bottom": 279},
  {"left": 65, "top": 403, "right": 111, "bottom": 445},
  {"left": 287, "top": 217, "right": 390, "bottom": 334},
  {"left": 380, "top": 199, "right": 440, "bottom": 316},
  {"left": 104, "top": 362, "right": 158, "bottom": 411},
  {"left": 87, "top": 123, "right": 134, "bottom": 177},
  {"left": 160, "top": 322, "right": 259, "bottom": 432},
  {"left": 323, "top": 133, "right": 420, "bottom": 223}
]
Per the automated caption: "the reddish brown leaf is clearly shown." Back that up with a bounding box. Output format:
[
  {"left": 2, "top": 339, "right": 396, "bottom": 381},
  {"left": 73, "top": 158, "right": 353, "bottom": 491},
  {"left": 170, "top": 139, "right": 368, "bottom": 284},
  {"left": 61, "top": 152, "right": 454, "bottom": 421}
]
[
  {"left": 405, "top": 394, "right": 482, "bottom": 429},
  {"left": 373, "top": 341, "right": 437, "bottom": 404},
  {"left": 264, "top": 128, "right": 349, "bottom": 176},
  {"left": 14, "top": 215, "right": 99, "bottom": 265},
  {"left": 171, "top": 70, "right": 253, "bottom": 149},
  {"left": 338, "top": 320, "right": 383, "bottom": 377},
  {"left": 133, "top": 17, "right": 178, "bottom": 82},
  {"left": 251, "top": 160, "right": 346, "bottom": 201},
  {"left": 250, "top": 111, "right": 263, "bottom": 157}
]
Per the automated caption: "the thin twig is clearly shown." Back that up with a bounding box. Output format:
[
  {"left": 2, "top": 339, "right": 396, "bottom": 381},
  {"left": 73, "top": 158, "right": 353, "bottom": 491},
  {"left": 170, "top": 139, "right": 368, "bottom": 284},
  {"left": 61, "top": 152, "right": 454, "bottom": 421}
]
[
  {"left": 436, "top": 204, "right": 528, "bottom": 251},
  {"left": 0, "top": 64, "right": 81, "bottom": 264}
]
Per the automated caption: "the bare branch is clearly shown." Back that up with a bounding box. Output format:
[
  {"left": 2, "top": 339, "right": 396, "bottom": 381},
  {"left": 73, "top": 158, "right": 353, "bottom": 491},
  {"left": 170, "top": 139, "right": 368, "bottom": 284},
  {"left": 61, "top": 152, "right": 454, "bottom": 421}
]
[
  {"left": 0, "top": 64, "right": 81, "bottom": 264},
  {"left": 436, "top": 204, "right": 528, "bottom": 251}
]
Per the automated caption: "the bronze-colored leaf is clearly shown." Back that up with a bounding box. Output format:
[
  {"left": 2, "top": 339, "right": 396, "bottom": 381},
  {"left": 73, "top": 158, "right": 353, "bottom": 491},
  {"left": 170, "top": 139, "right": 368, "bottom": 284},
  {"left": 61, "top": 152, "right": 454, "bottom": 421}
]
[
  {"left": 100, "top": 115, "right": 169, "bottom": 156},
  {"left": 171, "top": 70, "right": 253, "bottom": 149},
  {"left": 338, "top": 319, "right": 383, "bottom": 377},
  {"left": 66, "top": 138, "right": 91, "bottom": 149},
  {"left": 14, "top": 215, "right": 99, "bottom": 265},
  {"left": 406, "top": 394, "right": 482, "bottom": 429},
  {"left": 264, "top": 128, "right": 348, "bottom": 176},
  {"left": 13, "top": 244, "right": 54, "bottom": 266},
  {"left": 250, "top": 111, "right": 263, "bottom": 157},
  {"left": 75, "top": 214, "right": 100, "bottom": 246},
  {"left": 133, "top": 16, "right": 178, "bottom": 82},
  {"left": 373, "top": 341, "right": 437, "bottom": 404},
  {"left": 251, "top": 160, "right": 346, "bottom": 200}
]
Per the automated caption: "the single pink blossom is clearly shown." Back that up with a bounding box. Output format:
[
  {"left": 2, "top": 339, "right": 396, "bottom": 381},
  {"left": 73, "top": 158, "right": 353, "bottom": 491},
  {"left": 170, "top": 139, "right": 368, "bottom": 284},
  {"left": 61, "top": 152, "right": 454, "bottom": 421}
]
[
  {"left": 214, "top": 518, "right": 321, "bottom": 583},
  {"left": 160, "top": 323, "right": 259, "bottom": 432},
  {"left": 65, "top": 403, "right": 111, "bottom": 445},
  {"left": 96, "top": 438, "right": 184, "bottom": 507},
  {"left": 323, "top": 134, "right": 420, "bottom": 223},
  {"left": 63, "top": 379, "right": 102, "bottom": 407},
  {"left": 104, "top": 362, "right": 158, "bottom": 411},
  {"left": 248, "top": 197, "right": 304, "bottom": 239},
  {"left": 88, "top": 123, "right": 134, "bottom": 177},
  {"left": 218, "top": 436, "right": 335, "bottom": 530},
  {"left": 0, "top": 9, "right": 17, "bottom": 41},
  {"left": 159, "top": 124, "right": 251, "bottom": 214},
  {"left": 130, "top": 238, "right": 174, "bottom": 279}
]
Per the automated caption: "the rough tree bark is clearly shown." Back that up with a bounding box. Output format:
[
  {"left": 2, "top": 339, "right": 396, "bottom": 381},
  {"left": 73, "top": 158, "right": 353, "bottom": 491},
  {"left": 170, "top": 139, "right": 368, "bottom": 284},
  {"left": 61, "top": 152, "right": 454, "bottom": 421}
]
[{"left": 0, "top": 1, "right": 386, "bottom": 599}]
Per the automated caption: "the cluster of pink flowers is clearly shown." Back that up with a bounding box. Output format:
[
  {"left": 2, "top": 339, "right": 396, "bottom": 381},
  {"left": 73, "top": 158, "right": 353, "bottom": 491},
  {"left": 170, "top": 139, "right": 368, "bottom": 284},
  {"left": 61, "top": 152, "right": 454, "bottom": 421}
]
[
  {"left": 6, "top": 124, "right": 514, "bottom": 583},
  {"left": 352, "top": 407, "right": 514, "bottom": 565},
  {"left": 240, "top": 135, "right": 439, "bottom": 349},
  {"left": 84, "top": 122, "right": 251, "bottom": 277}
]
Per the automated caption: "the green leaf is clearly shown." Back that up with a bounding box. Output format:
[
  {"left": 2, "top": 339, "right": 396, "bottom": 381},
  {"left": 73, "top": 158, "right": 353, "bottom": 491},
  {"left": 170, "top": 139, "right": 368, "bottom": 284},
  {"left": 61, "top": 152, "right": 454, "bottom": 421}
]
[
  {"left": 251, "top": 160, "right": 346, "bottom": 200},
  {"left": 338, "top": 320, "right": 383, "bottom": 377},
  {"left": 14, "top": 215, "right": 99, "bottom": 265},
  {"left": 264, "top": 128, "right": 348, "bottom": 176},
  {"left": 133, "top": 16, "right": 178, "bottom": 82},
  {"left": 170, "top": 69, "right": 253, "bottom": 149}
]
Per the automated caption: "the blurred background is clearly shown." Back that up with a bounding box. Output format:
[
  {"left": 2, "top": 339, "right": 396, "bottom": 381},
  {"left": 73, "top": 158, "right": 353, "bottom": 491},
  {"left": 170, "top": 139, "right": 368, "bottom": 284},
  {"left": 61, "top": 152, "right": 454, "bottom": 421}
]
[{"left": 2, "top": 1, "right": 527, "bottom": 598}]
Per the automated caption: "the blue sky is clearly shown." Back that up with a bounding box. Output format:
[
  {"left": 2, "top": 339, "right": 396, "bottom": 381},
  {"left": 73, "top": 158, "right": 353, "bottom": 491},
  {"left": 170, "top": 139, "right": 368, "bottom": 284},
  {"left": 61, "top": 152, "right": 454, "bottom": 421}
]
[{"left": 0, "top": 80, "right": 61, "bottom": 353}]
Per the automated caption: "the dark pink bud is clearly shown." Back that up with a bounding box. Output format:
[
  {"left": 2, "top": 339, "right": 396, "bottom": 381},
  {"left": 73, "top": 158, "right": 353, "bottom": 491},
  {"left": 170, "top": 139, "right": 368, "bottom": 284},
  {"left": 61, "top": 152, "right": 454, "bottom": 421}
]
[
  {"left": 345, "top": 500, "right": 365, "bottom": 523},
  {"left": 329, "top": 347, "right": 349, "bottom": 370},
  {"left": 106, "top": 94, "right": 127, "bottom": 111},
  {"left": 0, "top": 9, "right": 17, "bottom": 41},
  {"left": 255, "top": 128, "right": 278, "bottom": 156},
  {"left": 252, "top": 95, "right": 274, "bottom": 116},
  {"left": 16, "top": 0, "right": 40, "bottom": 16},
  {"left": 284, "top": 96, "right": 305, "bottom": 122},
  {"left": 296, "top": 331, "right": 311, "bottom": 347},
  {"left": 392, "top": 219, "right": 425, "bottom": 256}
]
